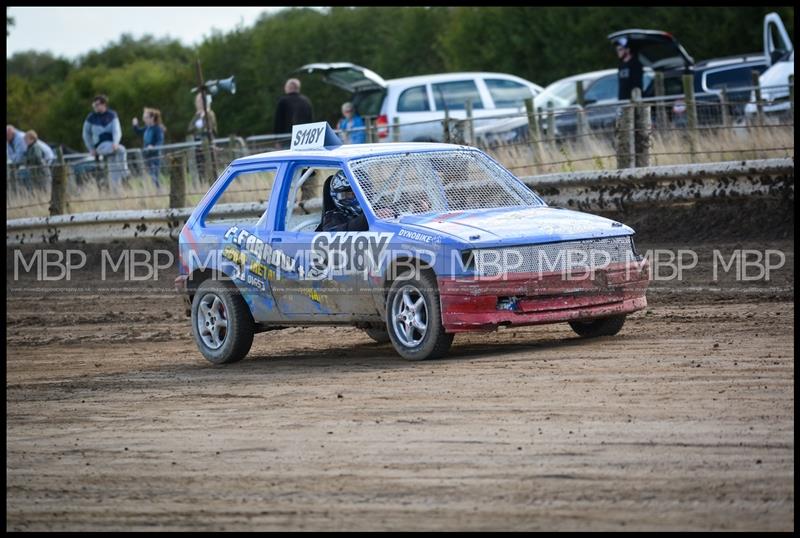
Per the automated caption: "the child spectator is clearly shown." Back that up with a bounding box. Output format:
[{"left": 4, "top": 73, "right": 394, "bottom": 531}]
[{"left": 133, "top": 107, "right": 166, "bottom": 187}]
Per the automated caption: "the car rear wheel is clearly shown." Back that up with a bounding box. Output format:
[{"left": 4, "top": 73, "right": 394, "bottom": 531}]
[
  {"left": 385, "top": 269, "right": 453, "bottom": 360},
  {"left": 191, "top": 279, "right": 254, "bottom": 364},
  {"left": 569, "top": 314, "right": 627, "bottom": 338}
]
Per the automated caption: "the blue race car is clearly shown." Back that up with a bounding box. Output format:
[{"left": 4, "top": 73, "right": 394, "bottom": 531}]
[{"left": 176, "top": 122, "right": 649, "bottom": 364}]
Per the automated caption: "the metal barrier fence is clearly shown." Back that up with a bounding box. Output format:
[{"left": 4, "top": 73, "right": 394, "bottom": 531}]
[
  {"left": 6, "top": 80, "right": 794, "bottom": 219},
  {"left": 7, "top": 158, "right": 792, "bottom": 245}
]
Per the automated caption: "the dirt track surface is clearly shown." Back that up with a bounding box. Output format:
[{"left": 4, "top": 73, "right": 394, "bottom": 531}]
[{"left": 6, "top": 240, "right": 794, "bottom": 531}]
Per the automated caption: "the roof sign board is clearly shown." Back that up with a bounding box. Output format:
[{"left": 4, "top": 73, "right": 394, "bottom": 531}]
[{"left": 290, "top": 122, "right": 343, "bottom": 151}]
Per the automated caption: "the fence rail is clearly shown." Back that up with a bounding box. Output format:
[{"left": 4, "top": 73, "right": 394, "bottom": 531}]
[{"left": 6, "top": 158, "right": 793, "bottom": 246}]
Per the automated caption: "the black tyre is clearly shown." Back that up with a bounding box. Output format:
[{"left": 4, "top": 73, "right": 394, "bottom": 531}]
[
  {"left": 385, "top": 268, "right": 453, "bottom": 360},
  {"left": 191, "top": 279, "right": 254, "bottom": 364},
  {"left": 569, "top": 314, "right": 627, "bottom": 338},
  {"left": 363, "top": 326, "right": 391, "bottom": 344}
]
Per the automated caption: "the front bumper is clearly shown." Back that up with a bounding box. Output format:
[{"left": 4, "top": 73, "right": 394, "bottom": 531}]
[{"left": 438, "top": 259, "right": 649, "bottom": 333}]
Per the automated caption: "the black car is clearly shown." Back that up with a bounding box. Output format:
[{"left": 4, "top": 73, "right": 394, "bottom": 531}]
[
  {"left": 555, "top": 30, "right": 768, "bottom": 137},
  {"left": 670, "top": 54, "right": 769, "bottom": 127}
]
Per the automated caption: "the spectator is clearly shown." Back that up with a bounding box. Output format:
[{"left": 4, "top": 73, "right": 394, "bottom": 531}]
[
  {"left": 133, "top": 107, "right": 166, "bottom": 187},
  {"left": 187, "top": 92, "right": 217, "bottom": 182},
  {"left": 82, "top": 94, "right": 129, "bottom": 188},
  {"left": 273, "top": 78, "right": 313, "bottom": 145},
  {"left": 337, "top": 102, "right": 366, "bottom": 144},
  {"left": 615, "top": 37, "right": 644, "bottom": 101},
  {"left": 22, "top": 130, "right": 52, "bottom": 189},
  {"left": 6, "top": 124, "right": 27, "bottom": 165}
]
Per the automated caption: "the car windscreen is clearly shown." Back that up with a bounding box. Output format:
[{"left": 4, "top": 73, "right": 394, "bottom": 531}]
[{"left": 348, "top": 149, "right": 546, "bottom": 217}]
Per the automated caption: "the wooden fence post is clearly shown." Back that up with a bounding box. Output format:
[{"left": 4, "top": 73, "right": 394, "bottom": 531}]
[
  {"left": 682, "top": 74, "right": 697, "bottom": 161},
  {"left": 49, "top": 147, "right": 67, "bottom": 216},
  {"left": 169, "top": 152, "right": 187, "bottom": 209},
  {"left": 719, "top": 87, "right": 731, "bottom": 128},
  {"left": 365, "top": 116, "right": 374, "bottom": 144},
  {"left": 632, "top": 87, "right": 651, "bottom": 167},
  {"left": 615, "top": 103, "right": 635, "bottom": 169},
  {"left": 654, "top": 71, "right": 668, "bottom": 129},
  {"left": 575, "top": 80, "right": 589, "bottom": 138},
  {"left": 789, "top": 74, "right": 795, "bottom": 121},
  {"left": 752, "top": 70, "right": 764, "bottom": 127},
  {"left": 465, "top": 99, "right": 474, "bottom": 145},
  {"left": 546, "top": 101, "right": 555, "bottom": 145},
  {"left": 201, "top": 137, "right": 214, "bottom": 184},
  {"left": 392, "top": 117, "right": 400, "bottom": 142},
  {"left": 524, "top": 97, "right": 542, "bottom": 163},
  {"left": 443, "top": 108, "right": 451, "bottom": 143}
]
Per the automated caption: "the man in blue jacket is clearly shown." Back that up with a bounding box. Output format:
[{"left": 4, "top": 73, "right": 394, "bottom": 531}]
[
  {"left": 7, "top": 125, "right": 27, "bottom": 165},
  {"left": 337, "top": 102, "right": 366, "bottom": 144},
  {"left": 82, "top": 94, "right": 129, "bottom": 187}
]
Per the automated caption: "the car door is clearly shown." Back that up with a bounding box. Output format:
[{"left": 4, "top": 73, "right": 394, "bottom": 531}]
[
  {"left": 430, "top": 78, "right": 488, "bottom": 140},
  {"left": 268, "top": 160, "right": 382, "bottom": 320},
  {"left": 192, "top": 163, "right": 283, "bottom": 324},
  {"left": 392, "top": 83, "right": 442, "bottom": 142},
  {"left": 582, "top": 74, "right": 621, "bottom": 131},
  {"left": 481, "top": 77, "right": 537, "bottom": 132},
  {"left": 763, "top": 12, "right": 793, "bottom": 67}
]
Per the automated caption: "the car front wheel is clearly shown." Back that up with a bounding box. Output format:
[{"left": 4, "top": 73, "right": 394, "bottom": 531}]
[{"left": 385, "top": 269, "right": 453, "bottom": 360}]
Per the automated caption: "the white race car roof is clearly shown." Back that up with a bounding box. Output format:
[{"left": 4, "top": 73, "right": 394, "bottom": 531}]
[{"left": 233, "top": 142, "right": 469, "bottom": 164}]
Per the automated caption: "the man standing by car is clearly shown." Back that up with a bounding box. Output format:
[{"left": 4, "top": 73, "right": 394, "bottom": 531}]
[
  {"left": 615, "top": 37, "right": 644, "bottom": 100},
  {"left": 273, "top": 78, "right": 313, "bottom": 146}
]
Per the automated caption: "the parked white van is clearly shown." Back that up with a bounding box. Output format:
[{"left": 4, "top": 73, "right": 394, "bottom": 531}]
[
  {"left": 744, "top": 12, "right": 794, "bottom": 120},
  {"left": 296, "top": 63, "right": 544, "bottom": 142}
]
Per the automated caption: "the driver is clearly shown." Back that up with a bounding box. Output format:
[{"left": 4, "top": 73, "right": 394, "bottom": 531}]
[{"left": 321, "top": 171, "right": 369, "bottom": 232}]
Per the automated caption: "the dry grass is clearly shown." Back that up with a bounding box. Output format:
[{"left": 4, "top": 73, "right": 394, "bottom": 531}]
[
  {"left": 6, "top": 122, "right": 794, "bottom": 220},
  {"left": 488, "top": 121, "right": 794, "bottom": 177}
]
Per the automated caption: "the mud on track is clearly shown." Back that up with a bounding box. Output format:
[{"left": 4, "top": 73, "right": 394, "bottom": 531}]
[{"left": 6, "top": 239, "right": 794, "bottom": 531}]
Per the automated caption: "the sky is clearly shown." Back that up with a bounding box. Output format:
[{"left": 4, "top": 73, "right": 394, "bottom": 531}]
[{"left": 6, "top": 7, "right": 312, "bottom": 60}]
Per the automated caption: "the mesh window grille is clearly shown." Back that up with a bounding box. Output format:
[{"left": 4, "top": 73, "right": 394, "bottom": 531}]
[
  {"left": 473, "top": 236, "right": 636, "bottom": 276},
  {"left": 348, "top": 149, "right": 545, "bottom": 218}
]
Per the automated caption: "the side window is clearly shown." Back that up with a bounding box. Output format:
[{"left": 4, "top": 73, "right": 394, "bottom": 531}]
[
  {"left": 432, "top": 80, "right": 484, "bottom": 111},
  {"left": 204, "top": 169, "right": 276, "bottom": 225},
  {"left": 584, "top": 75, "right": 619, "bottom": 103},
  {"left": 705, "top": 67, "right": 759, "bottom": 90},
  {"left": 282, "top": 164, "right": 344, "bottom": 233},
  {"left": 397, "top": 85, "right": 430, "bottom": 112},
  {"left": 485, "top": 78, "right": 533, "bottom": 108}
]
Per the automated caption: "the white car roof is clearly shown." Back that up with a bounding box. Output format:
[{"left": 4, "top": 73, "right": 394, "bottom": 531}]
[
  {"left": 386, "top": 71, "right": 542, "bottom": 90},
  {"left": 234, "top": 142, "right": 470, "bottom": 164},
  {"left": 548, "top": 68, "right": 619, "bottom": 86}
]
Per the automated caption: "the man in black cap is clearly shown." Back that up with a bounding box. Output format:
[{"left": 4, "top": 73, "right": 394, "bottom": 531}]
[{"left": 616, "top": 37, "right": 644, "bottom": 101}]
